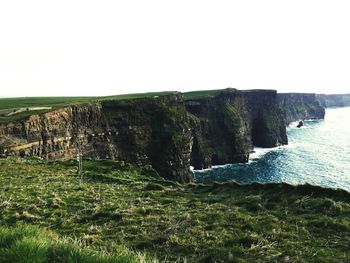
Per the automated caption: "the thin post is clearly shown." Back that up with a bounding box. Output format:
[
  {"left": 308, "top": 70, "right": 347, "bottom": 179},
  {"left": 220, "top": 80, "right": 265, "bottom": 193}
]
[{"left": 77, "top": 149, "right": 83, "bottom": 184}]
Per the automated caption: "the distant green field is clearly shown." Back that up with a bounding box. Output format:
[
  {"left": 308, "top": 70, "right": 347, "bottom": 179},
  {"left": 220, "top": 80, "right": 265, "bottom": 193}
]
[
  {"left": 0, "top": 92, "right": 173, "bottom": 123},
  {"left": 183, "top": 89, "right": 223, "bottom": 99},
  {"left": 0, "top": 89, "right": 229, "bottom": 123}
]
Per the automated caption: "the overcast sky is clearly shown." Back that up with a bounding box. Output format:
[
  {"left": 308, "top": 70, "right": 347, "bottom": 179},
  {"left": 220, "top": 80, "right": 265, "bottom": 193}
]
[{"left": 0, "top": 0, "right": 350, "bottom": 97}]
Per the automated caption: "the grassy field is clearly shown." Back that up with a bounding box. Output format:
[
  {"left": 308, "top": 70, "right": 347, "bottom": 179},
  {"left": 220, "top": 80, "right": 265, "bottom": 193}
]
[
  {"left": 183, "top": 89, "right": 223, "bottom": 100},
  {"left": 0, "top": 92, "right": 173, "bottom": 123},
  {"left": 0, "top": 225, "right": 154, "bottom": 263},
  {"left": 0, "top": 89, "right": 228, "bottom": 123},
  {"left": 0, "top": 158, "right": 350, "bottom": 262}
]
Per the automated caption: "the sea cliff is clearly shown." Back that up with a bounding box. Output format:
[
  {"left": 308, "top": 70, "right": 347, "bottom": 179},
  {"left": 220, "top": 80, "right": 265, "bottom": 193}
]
[
  {"left": 186, "top": 89, "right": 287, "bottom": 170},
  {"left": 317, "top": 93, "right": 350, "bottom": 107},
  {"left": 277, "top": 93, "right": 325, "bottom": 125},
  {"left": 0, "top": 93, "right": 193, "bottom": 182},
  {"left": 0, "top": 89, "right": 326, "bottom": 182}
]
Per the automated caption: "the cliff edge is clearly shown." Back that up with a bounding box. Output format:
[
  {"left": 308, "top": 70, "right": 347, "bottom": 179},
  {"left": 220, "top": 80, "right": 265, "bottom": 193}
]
[{"left": 0, "top": 89, "right": 326, "bottom": 182}]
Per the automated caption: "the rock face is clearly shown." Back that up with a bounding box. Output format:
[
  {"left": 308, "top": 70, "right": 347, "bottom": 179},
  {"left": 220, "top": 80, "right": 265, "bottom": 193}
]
[
  {"left": 186, "top": 89, "right": 287, "bottom": 170},
  {"left": 277, "top": 93, "right": 325, "bottom": 125},
  {"left": 317, "top": 94, "right": 350, "bottom": 108},
  {"left": 0, "top": 94, "right": 193, "bottom": 183},
  {"left": 242, "top": 90, "right": 288, "bottom": 148},
  {"left": 186, "top": 89, "right": 252, "bottom": 169}
]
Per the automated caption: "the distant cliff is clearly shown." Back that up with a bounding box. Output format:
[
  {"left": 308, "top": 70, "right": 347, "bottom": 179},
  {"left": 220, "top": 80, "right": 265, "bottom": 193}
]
[
  {"left": 317, "top": 94, "right": 350, "bottom": 107},
  {"left": 277, "top": 93, "right": 325, "bottom": 125},
  {"left": 0, "top": 89, "right": 326, "bottom": 182}
]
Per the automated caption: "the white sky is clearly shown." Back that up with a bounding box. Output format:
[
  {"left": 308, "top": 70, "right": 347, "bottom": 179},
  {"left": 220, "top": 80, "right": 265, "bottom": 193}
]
[{"left": 0, "top": 0, "right": 350, "bottom": 97}]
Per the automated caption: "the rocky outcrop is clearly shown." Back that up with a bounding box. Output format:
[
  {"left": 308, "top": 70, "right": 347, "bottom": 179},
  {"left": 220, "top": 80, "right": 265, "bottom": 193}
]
[
  {"left": 317, "top": 94, "right": 350, "bottom": 108},
  {"left": 277, "top": 93, "right": 325, "bottom": 125},
  {"left": 0, "top": 94, "right": 193, "bottom": 183},
  {"left": 186, "top": 89, "right": 287, "bottom": 170}
]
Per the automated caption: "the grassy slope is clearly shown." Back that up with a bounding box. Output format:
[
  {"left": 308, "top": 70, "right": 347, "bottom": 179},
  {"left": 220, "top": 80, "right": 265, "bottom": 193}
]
[
  {"left": 0, "top": 92, "right": 173, "bottom": 123},
  {"left": 0, "top": 159, "right": 350, "bottom": 262},
  {"left": 0, "top": 225, "right": 155, "bottom": 263}
]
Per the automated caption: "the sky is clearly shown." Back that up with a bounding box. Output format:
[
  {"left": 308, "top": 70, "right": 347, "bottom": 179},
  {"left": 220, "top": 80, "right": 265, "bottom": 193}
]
[{"left": 0, "top": 0, "right": 350, "bottom": 98}]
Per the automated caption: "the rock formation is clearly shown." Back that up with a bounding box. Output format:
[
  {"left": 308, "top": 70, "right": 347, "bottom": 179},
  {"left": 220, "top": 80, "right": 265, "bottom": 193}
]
[{"left": 297, "top": 120, "right": 304, "bottom": 128}]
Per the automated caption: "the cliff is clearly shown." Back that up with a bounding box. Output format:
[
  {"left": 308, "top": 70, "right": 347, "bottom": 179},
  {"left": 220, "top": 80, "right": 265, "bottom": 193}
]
[
  {"left": 277, "top": 93, "right": 325, "bottom": 125},
  {"left": 186, "top": 89, "right": 252, "bottom": 169},
  {"left": 186, "top": 89, "right": 287, "bottom": 170},
  {"left": 242, "top": 90, "right": 288, "bottom": 147},
  {"left": 0, "top": 89, "right": 327, "bottom": 182},
  {"left": 317, "top": 94, "right": 350, "bottom": 107},
  {"left": 0, "top": 93, "right": 193, "bottom": 183}
]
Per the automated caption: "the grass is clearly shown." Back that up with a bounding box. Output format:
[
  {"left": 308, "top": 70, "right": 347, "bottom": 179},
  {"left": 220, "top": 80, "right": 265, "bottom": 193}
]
[
  {"left": 1, "top": 158, "right": 350, "bottom": 262},
  {"left": 183, "top": 89, "right": 224, "bottom": 100},
  {"left": 0, "top": 92, "right": 173, "bottom": 123},
  {"left": 0, "top": 224, "right": 155, "bottom": 263},
  {"left": 0, "top": 89, "right": 228, "bottom": 123}
]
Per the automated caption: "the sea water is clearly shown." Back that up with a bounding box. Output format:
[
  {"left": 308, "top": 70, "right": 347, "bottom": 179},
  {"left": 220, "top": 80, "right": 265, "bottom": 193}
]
[{"left": 194, "top": 107, "right": 350, "bottom": 192}]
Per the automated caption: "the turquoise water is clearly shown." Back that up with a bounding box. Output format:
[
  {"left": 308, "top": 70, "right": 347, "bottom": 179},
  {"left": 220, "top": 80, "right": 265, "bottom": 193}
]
[{"left": 194, "top": 107, "right": 350, "bottom": 192}]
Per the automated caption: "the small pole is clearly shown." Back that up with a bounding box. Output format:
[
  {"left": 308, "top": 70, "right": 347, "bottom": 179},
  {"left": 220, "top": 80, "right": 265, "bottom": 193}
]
[{"left": 77, "top": 149, "right": 83, "bottom": 184}]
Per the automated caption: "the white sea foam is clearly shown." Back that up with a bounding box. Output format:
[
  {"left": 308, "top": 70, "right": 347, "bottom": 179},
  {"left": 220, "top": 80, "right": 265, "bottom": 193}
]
[
  {"left": 194, "top": 163, "right": 232, "bottom": 173},
  {"left": 194, "top": 107, "right": 350, "bottom": 192}
]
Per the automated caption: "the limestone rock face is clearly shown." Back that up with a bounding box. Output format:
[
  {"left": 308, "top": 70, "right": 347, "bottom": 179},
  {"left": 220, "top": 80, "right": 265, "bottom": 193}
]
[{"left": 277, "top": 93, "right": 325, "bottom": 125}]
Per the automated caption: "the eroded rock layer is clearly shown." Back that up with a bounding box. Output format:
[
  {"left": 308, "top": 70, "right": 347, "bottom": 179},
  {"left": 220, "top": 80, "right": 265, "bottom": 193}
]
[{"left": 0, "top": 94, "right": 193, "bottom": 182}]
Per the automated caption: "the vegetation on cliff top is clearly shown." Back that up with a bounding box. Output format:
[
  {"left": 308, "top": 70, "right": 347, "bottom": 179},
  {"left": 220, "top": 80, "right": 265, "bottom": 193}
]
[
  {"left": 0, "top": 92, "right": 173, "bottom": 123},
  {"left": 183, "top": 89, "right": 223, "bottom": 99},
  {"left": 1, "top": 158, "right": 350, "bottom": 262}
]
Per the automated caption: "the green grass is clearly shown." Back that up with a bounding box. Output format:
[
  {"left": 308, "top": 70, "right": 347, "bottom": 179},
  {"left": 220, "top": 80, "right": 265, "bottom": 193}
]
[
  {"left": 183, "top": 89, "right": 223, "bottom": 100},
  {"left": 0, "top": 224, "right": 155, "bottom": 263},
  {"left": 0, "top": 89, "right": 226, "bottom": 123},
  {"left": 0, "top": 92, "right": 173, "bottom": 123},
  {"left": 1, "top": 158, "right": 350, "bottom": 262}
]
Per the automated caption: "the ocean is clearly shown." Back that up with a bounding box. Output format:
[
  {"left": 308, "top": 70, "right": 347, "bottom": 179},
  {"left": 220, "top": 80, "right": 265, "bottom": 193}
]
[{"left": 194, "top": 107, "right": 350, "bottom": 192}]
